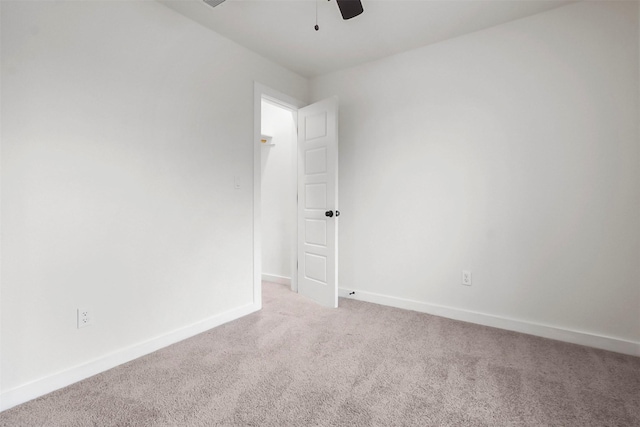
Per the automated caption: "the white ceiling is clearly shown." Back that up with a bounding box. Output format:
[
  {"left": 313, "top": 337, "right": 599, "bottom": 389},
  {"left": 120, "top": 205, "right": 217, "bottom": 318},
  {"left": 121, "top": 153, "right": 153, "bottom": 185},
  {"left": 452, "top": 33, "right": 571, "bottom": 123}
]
[{"left": 159, "top": 0, "right": 575, "bottom": 78}]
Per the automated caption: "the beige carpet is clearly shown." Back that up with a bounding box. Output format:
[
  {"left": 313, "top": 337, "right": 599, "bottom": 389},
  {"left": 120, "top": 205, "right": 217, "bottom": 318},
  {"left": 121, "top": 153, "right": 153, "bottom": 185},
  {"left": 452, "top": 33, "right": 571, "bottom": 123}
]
[{"left": 1, "top": 281, "right": 639, "bottom": 426}]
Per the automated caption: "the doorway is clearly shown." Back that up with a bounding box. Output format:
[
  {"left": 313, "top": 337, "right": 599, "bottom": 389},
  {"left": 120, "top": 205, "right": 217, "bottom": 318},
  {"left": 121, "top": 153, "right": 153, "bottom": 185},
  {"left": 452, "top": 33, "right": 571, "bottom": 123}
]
[
  {"left": 260, "top": 98, "right": 297, "bottom": 290},
  {"left": 253, "top": 83, "right": 304, "bottom": 308},
  {"left": 253, "top": 83, "right": 339, "bottom": 309}
]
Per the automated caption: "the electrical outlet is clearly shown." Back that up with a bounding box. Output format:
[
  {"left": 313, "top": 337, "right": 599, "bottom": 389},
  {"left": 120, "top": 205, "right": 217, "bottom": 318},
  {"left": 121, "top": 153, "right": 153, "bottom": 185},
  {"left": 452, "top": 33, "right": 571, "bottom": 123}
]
[
  {"left": 77, "top": 308, "right": 92, "bottom": 329},
  {"left": 462, "top": 270, "right": 472, "bottom": 286}
]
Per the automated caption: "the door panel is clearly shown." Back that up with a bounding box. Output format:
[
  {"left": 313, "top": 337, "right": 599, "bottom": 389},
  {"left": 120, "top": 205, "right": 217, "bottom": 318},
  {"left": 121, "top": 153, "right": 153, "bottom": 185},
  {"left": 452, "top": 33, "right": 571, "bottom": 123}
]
[
  {"left": 305, "top": 148, "right": 327, "bottom": 174},
  {"left": 305, "top": 219, "right": 327, "bottom": 246},
  {"left": 305, "top": 253, "right": 327, "bottom": 283},
  {"left": 304, "top": 183, "right": 327, "bottom": 209},
  {"left": 305, "top": 112, "right": 327, "bottom": 140},
  {"left": 297, "top": 97, "right": 338, "bottom": 308}
]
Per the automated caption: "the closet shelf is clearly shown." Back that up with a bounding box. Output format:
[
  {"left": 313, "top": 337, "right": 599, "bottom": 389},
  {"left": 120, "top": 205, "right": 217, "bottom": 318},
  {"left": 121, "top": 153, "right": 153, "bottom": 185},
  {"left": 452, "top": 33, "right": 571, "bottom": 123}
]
[{"left": 260, "top": 135, "right": 274, "bottom": 146}]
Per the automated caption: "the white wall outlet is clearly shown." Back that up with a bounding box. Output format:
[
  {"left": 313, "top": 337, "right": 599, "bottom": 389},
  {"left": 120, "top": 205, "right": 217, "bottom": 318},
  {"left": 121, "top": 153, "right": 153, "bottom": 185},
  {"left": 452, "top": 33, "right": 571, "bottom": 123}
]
[
  {"left": 462, "top": 270, "right": 472, "bottom": 286},
  {"left": 77, "top": 308, "right": 92, "bottom": 328}
]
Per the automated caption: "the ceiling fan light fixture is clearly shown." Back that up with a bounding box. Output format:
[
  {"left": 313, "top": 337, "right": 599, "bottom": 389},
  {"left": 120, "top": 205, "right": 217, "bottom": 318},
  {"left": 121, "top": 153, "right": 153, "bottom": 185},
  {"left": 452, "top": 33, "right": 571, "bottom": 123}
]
[{"left": 336, "top": 0, "right": 364, "bottom": 20}]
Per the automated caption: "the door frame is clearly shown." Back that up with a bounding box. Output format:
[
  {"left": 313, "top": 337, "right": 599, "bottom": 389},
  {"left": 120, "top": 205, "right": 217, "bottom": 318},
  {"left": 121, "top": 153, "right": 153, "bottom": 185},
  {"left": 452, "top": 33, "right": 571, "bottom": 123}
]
[{"left": 253, "top": 82, "right": 305, "bottom": 307}]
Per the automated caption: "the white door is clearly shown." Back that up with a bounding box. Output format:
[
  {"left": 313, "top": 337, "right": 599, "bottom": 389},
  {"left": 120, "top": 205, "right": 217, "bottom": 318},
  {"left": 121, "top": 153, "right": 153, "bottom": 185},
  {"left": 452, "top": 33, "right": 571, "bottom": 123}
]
[{"left": 297, "top": 97, "right": 339, "bottom": 308}]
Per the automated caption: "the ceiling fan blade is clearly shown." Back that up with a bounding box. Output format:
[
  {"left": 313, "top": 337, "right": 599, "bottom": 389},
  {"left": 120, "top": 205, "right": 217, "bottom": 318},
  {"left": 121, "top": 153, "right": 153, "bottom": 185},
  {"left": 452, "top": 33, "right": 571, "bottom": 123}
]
[
  {"left": 336, "top": 0, "right": 364, "bottom": 20},
  {"left": 203, "top": 0, "right": 226, "bottom": 9}
]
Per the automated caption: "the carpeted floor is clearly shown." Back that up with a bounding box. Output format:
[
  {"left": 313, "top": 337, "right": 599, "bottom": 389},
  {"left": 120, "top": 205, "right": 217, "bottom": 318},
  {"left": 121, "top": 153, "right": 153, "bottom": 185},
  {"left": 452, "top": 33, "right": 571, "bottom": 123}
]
[{"left": 1, "top": 281, "right": 639, "bottom": 426}]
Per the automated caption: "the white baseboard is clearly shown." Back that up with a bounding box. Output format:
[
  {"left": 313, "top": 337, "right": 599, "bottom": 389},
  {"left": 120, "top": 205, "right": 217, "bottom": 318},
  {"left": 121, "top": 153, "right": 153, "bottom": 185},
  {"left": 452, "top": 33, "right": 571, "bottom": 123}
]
[
  {"left": 262, "top": 273, "right": 291, "bottom": 286},
  {"left": 1, "top": 302, "right": 260, "bottom": 412},
  {"left": 339, "top": 288, "right": 640, "bottom": 357}
]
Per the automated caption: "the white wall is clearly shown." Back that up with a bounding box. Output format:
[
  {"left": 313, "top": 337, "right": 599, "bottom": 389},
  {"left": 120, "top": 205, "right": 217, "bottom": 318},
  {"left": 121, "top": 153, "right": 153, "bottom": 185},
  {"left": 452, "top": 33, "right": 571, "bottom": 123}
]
[
  {"left": 311, "top": 1, "right": 640, "bottom": 351},
  {"left": 0, "top": 0, "right": 307, "bottom": 408},
  {"left": 261, "top": 100, "right": 296, "bottom": 282}
]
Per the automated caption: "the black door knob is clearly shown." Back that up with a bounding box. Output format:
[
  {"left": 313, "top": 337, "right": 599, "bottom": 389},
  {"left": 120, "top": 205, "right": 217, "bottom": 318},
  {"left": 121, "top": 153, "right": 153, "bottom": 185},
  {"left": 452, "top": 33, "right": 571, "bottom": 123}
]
[
  {"left": 325, "top": 210, "right": 334, "bottom": 217},
  {"left": 336, "top": 210, "right": 340, "bottom": 217}
]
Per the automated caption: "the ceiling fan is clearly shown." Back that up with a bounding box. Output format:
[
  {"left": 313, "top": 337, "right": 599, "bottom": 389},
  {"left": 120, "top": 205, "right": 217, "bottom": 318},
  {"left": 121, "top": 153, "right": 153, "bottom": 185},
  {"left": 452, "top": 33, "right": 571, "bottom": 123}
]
[{"left": 203, "top": 0, "right": 364, "bottom": 21}]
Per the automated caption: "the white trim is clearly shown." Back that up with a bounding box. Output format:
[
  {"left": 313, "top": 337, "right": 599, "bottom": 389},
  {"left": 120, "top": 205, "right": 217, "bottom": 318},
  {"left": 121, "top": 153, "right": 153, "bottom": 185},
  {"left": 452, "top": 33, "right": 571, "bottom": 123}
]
[
  {"left": 0, "top": 302, "right": 259, "bottom": 412},
  {"left": 253, "top": 84, "right": 263, "bottom": 309},
  {"left": 339, "top": 288, "right": 640, "bottom": 357},
  {"left": 262, "top": 273, "right": 292, "bottom": 286}
]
